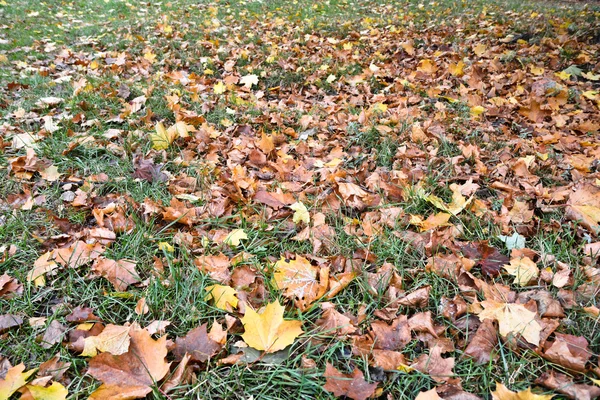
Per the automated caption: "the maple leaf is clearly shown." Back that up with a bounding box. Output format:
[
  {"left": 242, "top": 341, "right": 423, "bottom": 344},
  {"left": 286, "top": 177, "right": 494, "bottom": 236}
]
[
  {"left": 204, "top": 284, "right": 239, "bottom": 310},
  {"left": 322, "top": 363, "right": 377, "bottom": 400},
  {"left": 240, "top": 300, "right": 303, "bottom": 353},
  {"left": 224, "top": 229, "right": 248, "bottom": 246},
  {"left": 150, "top": 121, "right": 177, "bottom": 151},
  {"left": 272, "top": 256, "right": 329, "bottom": 309},
  {"left": 426, "top": 184, "right": 473, "bottom": 215},
  {"left": 478, "top": 300, "right": 541, "bottom": 346},
  {"left": 172, "top": 323, "right": 224, "bottom": 363},
  {"left": 290, "top": 201, "right": 310, "bottom": 224},
  {"left": 27, "top": 251, "right": 59, "bottom": 287},
  {"left": 491, "top": 382, "right": 554, "bottom": 400},
  {"left": 81, "top": 324, "right": 131, "bottom": 357},
  {"left": 461, "top": 241, "right": 510, "bottom": 277},
  {"left": 503, "top": 257, "right": 539, "bottom": 286},
  {"left": 213, "top": 81, "right": 226, "bottom": 94},
  {"left": 92, "top": 258, "right": 139, "bottom": 291},
  {"left": 415, "top": 388, "right": 443, "bottom": 400},
  {"left": 25, "top": 381, "right": 69, "bottom": 400},
  {"left": 566, "top": 185, "right": 600, "bottom": 234},
  {"left": 88, "top": 328, "right": 170, "bottom": 400},
  {"left": 0, "top": 363, "right": 36, "bottom": 399},
  {"left": 411, "top": 344, "right": 455, "bottom": 383},
  {"left": 239, "top": 74, "right": 258, "bottom": 89}
]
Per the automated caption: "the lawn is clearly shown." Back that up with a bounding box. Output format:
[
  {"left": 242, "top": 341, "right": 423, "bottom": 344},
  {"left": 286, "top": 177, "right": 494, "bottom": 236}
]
[{"left": 0, "top": 0, "right": 599, "bottom": 399}]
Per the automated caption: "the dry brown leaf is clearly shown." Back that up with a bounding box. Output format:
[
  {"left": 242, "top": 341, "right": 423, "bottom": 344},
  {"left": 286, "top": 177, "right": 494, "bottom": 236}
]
[{"left": 322, "top": 363, "right": 377, "bottom": 400}]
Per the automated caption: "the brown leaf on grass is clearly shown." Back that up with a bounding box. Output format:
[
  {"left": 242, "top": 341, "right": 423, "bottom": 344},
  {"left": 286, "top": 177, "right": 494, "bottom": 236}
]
[
  {"left": 88, "top": 328, "right": 170, "bottom": 400},
  {"left": 541, "top": 333, "right": 591, "bottom": 372},
  {"left": 172, "top": 323, "right": 223, "bottom": 363},
  {"left": 54, "top": 241, "right": 104, "bottom": 268},
  {"left": 411, "top": 345, "right": 455, "bottom": 383},
  {"left": 316, "top": 305, "right": 357, "bottom": 336},
  {"left": 92, "top": 258, "right": 139, "bottom": 291},
  {"left": 66, "top": 306, "right": 100, "bottom": 323},
  {"left": 415, "top": 388, "right": 443, "bottom": 400},
  {"left": 194, "top": 254, "right": 231, "bottom": 284},
  {"left": 0, "top": 314, "right": 23, "bottom": 333},
  {"left": 322, "top": 363, "right": 377, "bottom": 400},
  {"left": 371, "top": 350, "right": 409, "bottom": 371},
  {"left": 461, "top": 241, "right": 510, "bottom": 277},
  {"left": 464, "top": 319, "right": 498, "bottom": 364},
  {"left": 162, "top": 353, "right": 193, "bottom": 393},
  {"left": 478, "top": 300, "right": 542, "bottom": 346},
  {"left": 38, "top": 354, "right": 70, "bottom": 382},
  {"left": 535, "top": 370, "right": 600, "bottom": 400},
  {"left": 566, "top": 185, "right": 600, "bottom": 235},
  {"left": 0, "top": 273, "right": 22, "bottom": 299},
  {"left": 370, "top": 315, "right": 411, "bottom": 351},
  {"left": 40, "top": 320, "right": 66, "bottom": 349}
]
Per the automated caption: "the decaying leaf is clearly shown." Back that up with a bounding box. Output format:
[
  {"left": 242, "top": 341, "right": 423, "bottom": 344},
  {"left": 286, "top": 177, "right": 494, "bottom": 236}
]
[
  {"left": 322, "top": 363, "right": 377, "bottom": 400},
  {"left": 88, "top": 328, "right": 170, "bottom": 399}
]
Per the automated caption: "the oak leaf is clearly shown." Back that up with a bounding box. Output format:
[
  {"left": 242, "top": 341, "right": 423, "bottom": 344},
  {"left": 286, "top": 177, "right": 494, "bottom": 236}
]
[
  {"left": 88, "top": 328, "right": 170, "bottom": 400},
  {"left": 240, "top": 300, "right": 303, "bottom": 353},
  {"left": 322, "top": 363, "right": 377, "bottom": 400}
]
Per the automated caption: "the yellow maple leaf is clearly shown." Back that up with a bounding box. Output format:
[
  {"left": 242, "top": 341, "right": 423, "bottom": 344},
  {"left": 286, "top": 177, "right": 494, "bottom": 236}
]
[
  {"left": 448, "top": 61, "right": 465, "bottom": 77},
  {"left": 26, "top": 381, "right": 69, "bottom": 400},
  {"left": 240, "top": 300, "right": 303, "bottom": 352},
  {"left": 205, "top": 284, "right": 239, "bottom": 310},
  {"left": 213, "top": 81, "right": 227, "bottom": 94},
  {"left": 417, "top": 59, "right": 437, "bottom": 74},
  {"left": 150, "top": 122, "right": 177, "bottom": 150},
  {"left": 81, "top": 324, "right": 131, "bottom": 357},
  {"left": 479, "top": 300, "right": 541, "bottom": 345},
  {"left": 409, "top": 212, "right": 453, "bottom": 231},
  {"left": 503, "top": 257, "right": 539, "bottom": 286},
  {"left": 239, "top": 74, "right": 259, "bottom": 89},
  {"left": 0, "top": 364, "right": 37, "bottom": 399},
  {"left": 426, "top": 184, "right": 472, "bottom": 215},
  {"left": 370, "top": 102, "right": 388, "bottom": 113},
  {"left": 491, "top": 382, "right": 554, "bottom": 400},
  {"left": 290, "top": 202, "right": 310, "bottom": 225},
  {"left": 224, "top": 229, "right": 248, "bottom": 246}
]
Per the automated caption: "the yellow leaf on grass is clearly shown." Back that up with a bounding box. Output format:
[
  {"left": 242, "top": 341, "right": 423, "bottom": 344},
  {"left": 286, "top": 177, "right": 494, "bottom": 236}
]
[
  {"left": 491, "top": 382, "right": 554, "bottom": 400},
  {"left": 158, "top": 242, "right": 174, "bottom": 253},
  {"left": 479, "top": 300, "right": 541, "bottom": 346},
  {"left": 150, "top": 122, "right": 177, "bottom": 150},
  {"left": 26, "top": 381, "right": 69, "bottom": 400},
  {"left": 28, "top": 251, "right": 59, "bottom": 287},
  {"left": 566, "top": 185, "right": 600, "bottom": 234},
  {"left": 0, "top": 364, "right": 36, "bottom": 399},
  {"left": 426, "top": 184, "right": 472, "bottom": 215},
  {"left": 290, "top": 202, "right": 310, "bottom": 225},
  {"left": 410, "top": 212, "right": 453, "bottom": 231},
  {"left": 503, "top": 257, "right": 539, "bottom": 286},
  {"left": 471, "top": 105, "right": 486, "bottom": 117},
  {"left": 224, "top": 229, "right": 248, "bottom": 246},
  {"left": 241, "top": 300, "right": 303, "bottom": 352},
  {"left": 81, "top": 324, "right": 131, "bottom": 357},
  {"left": 213, "top": 81, "right": 227, "bottom": 94},
  {"left": 205, "top": 284, "right": 239, "bottom": 310},
  {"left": 239, "top": 74, "right": 259, "bottom": 89}
]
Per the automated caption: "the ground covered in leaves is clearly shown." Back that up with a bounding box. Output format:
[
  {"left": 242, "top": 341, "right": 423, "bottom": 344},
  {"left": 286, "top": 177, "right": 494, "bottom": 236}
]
[{"left": 1, "top": 0, "right": 600, "bottom": 398}]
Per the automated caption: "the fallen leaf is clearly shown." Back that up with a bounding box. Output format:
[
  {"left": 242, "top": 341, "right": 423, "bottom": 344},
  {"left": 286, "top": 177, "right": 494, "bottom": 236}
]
[
  {"left": 25, "top": 381, "right": 69, "bottom": 400},
  {"left": 0, "top": 364, "right": 36, "bottom": 399},
  {"left": 566, "top": 185, "right": 600, "bottom": 234},
  {"left": 272, "top": 256, "right": 328, "bottom": 309},
  {"left": 478, "top": 300, "right": 541, "bottom": 346},
  {"left": 503, "top": 257, "right": 539, "bottom": 286},
  {"left": 412, "top": 344, "right": 455, "bottom": 383},
  {"left": 322, "top": 363, "right": 377, "bottom": 400},
  {"left": 150, "top": 122, "right": 176, "bottom": 150},
  {"left": 88, "top": 328, "right": 170, "bottom": 399},
  {"left": 172, "top": 323, "right": 223, "bottom": 363},
  {"left": 92, "top": 258, "right": 139, "bottom": 291},
  {"left": 290, "top": 202, "right": 310, "bottom": 224},
  {"left": 224, "top": 229, "right": 248, "bottom": 246},
  {"left": 205, "top": 284, "right": 239, "bottom": 310},
  {"left": 240, "top": 300, "right": 303, "bottom": 353},
  {"left": 81, "top": 324, "right": 131, "bottom": 357}
]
